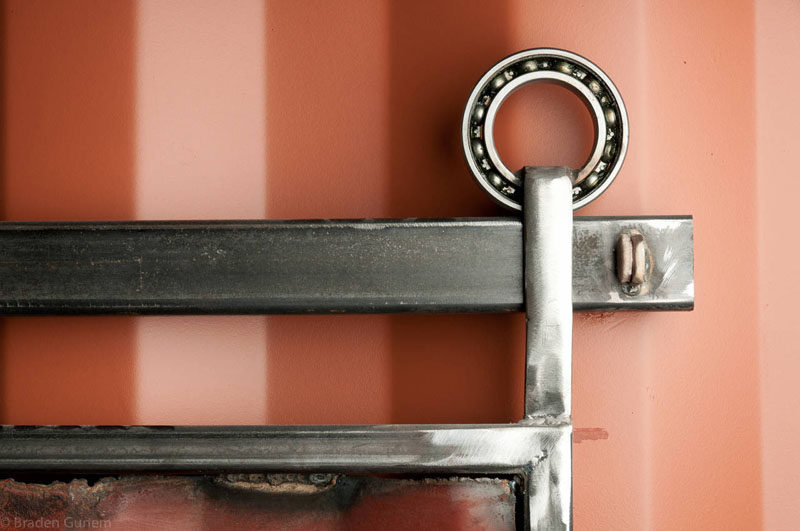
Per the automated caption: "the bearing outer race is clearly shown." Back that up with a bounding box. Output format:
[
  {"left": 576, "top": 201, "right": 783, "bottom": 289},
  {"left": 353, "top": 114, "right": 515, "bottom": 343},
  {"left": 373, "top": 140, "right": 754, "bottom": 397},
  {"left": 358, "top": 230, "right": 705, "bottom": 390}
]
[{"left": 462, "top": 48, "right": 629, "bottom": 211}]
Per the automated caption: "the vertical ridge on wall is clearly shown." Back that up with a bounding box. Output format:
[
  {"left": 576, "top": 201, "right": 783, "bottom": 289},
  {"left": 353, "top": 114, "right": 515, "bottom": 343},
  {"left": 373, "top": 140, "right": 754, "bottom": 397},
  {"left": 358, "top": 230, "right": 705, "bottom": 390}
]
[
  {"left": 264, "top": 0, "right": 392, "bottom": 425},
  {"left": 0, "top": 0, "right": 6, "bottom": 418},
  {"left": 386, "top": 0, "right": 524, "bottom": 426},
  {"left": 1, "top": 0, "right": 137, "bottom": 425},
  {"left": 134, "top": 0, "right": 268, "bottom": 424},
  {"left": 757, "top": 2, "right": 800, "bottom": 529},
  {"left": 643, "top": 2, "right": 761, "bottom": 529}
]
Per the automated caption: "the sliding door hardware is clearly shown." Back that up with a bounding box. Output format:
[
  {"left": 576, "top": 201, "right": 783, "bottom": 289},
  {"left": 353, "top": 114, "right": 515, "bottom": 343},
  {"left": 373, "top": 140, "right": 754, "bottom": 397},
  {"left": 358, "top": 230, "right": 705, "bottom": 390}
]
[{"left": 0, "top": 49, "right": 693, "bottom": 530}]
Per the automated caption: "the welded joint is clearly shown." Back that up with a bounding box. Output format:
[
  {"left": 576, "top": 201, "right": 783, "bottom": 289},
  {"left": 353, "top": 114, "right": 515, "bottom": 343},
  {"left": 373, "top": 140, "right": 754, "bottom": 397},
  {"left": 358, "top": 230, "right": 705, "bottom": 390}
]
[
  {"left": 521, "top": 421, "right": 572, "bottom": 531},
  {"left": 616, "top": 229, "right": 650, "bottom": 296}
]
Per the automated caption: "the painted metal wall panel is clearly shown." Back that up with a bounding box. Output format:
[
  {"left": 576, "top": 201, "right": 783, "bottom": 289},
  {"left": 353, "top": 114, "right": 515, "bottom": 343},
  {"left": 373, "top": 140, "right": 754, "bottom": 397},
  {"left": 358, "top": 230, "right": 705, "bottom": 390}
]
[{"left": 0, "top": 1, "right": 797, "bottom": 529}]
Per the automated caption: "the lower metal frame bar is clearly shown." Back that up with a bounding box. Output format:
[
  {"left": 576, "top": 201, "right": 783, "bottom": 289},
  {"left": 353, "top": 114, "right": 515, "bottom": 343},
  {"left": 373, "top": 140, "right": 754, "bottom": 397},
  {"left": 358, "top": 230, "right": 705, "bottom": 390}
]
[
  {"left": 0, "top": 423, "right": 570, "bottom": 530},
  {"left": 0, "top": 217, "right": 693, "bottom": 315},
  {"left": 0, "top": 424, "right": 565, "bottom": 475}
]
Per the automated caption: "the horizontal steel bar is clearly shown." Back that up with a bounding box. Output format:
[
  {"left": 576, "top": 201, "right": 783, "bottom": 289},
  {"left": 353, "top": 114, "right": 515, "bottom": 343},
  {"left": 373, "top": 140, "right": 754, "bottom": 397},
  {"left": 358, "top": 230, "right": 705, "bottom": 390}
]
[
  {"left": 0, "top": 424, "right": 567, "bottom": 474},
  {"left": 0, "top": 217, "right": 693, "bottom": 314}
]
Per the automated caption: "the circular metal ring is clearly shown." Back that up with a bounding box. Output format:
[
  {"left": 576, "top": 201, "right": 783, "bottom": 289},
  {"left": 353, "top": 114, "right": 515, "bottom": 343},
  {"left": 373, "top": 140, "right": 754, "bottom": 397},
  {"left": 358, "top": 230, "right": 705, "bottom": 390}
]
[{"left": 462, "top": 48, "right": 629, "bottom": 211}]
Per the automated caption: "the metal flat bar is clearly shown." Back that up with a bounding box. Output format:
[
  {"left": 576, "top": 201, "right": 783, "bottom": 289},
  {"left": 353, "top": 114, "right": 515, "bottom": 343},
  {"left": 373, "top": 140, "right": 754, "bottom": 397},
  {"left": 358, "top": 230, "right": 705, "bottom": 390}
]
[
  {"left": 0, "top": 217, "right": 693, "bottom": 315},
  {"left": 0, "top": 424, "right": 567, "bottom": 475},
  {"left": 523, "top": 168, "right": 573, "bottom": 419},
  {"left": 522, "top": 168, "right": 573, "bottom": 529}
]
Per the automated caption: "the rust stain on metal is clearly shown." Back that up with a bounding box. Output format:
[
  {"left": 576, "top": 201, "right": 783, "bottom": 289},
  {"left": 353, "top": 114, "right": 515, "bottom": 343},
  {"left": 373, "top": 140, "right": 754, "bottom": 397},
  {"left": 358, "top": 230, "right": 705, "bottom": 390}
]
[
  {"left": 214, "top": 473, "right": 338, "bottom": 495},
  {"left": 0, "top": 475, "right": 516, "bottom": 529},
  {"left": 574, "top": 427, "right": 609, "bottom": 443},
  {"left": 0, "top": 478, "right": 116, "bottom": 521},
  {"left": 576, "top": 311, "right": 615, "bottom": 324}
]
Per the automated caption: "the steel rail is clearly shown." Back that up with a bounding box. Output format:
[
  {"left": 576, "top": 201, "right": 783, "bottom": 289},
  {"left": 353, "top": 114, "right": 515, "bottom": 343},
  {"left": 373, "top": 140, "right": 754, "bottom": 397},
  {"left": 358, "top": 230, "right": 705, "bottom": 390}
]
[
  {"left": 0, "top": 217, "right": 693, "bottom": 315},
  {"left": 0, "top": 424, "right": 566, "bottom": 474}
]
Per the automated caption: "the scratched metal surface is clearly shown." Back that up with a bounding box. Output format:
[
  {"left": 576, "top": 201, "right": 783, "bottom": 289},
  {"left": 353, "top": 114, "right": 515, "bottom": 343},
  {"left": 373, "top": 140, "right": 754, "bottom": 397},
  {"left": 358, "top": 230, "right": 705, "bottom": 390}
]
[
  {"left": 0, "top": 217, "right": 692, "bottom": 314},
  {"left": 0, "top": 424, "right": 567, "bottom": 474},
  {"left": 572, "top": 216, "right": 694, "bottom": 311}
]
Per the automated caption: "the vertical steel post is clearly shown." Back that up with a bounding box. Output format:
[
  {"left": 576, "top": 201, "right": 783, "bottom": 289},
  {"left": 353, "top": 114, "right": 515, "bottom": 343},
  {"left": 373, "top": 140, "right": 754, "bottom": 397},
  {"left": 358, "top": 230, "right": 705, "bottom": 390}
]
[
  {"left": 523, "top": 166, "right": 574, "bottom": 530},
  {"left": 523, "top": 166, "right": 574, "bottom": 420}
]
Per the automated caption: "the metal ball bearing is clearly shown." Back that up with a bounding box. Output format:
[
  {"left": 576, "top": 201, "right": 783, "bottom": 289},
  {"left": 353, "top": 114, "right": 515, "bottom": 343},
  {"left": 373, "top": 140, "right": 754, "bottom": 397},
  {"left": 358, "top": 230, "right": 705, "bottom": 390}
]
[{"left": 462, "top": 48, "right": 629, "bottom": 211}]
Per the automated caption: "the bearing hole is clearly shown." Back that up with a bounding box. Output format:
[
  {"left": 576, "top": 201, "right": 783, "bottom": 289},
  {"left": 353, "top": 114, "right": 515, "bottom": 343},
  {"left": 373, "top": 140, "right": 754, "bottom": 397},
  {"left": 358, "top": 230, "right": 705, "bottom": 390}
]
[{"left": 493, "top": 82, "right": 594, "bottom": 174}]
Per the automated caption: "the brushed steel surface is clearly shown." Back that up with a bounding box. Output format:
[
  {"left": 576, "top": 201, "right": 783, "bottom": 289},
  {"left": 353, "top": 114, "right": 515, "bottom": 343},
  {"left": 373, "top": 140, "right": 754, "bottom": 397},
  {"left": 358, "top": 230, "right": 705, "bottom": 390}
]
[
  {"left": 0, "top": 424, "right": 567, "bottom": 474},
  {"left": 523, "top": 168, "right": 573, "bottom": 421},
  {"left": 0, "top": 217, "right": 693, "bottom": 315}
]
